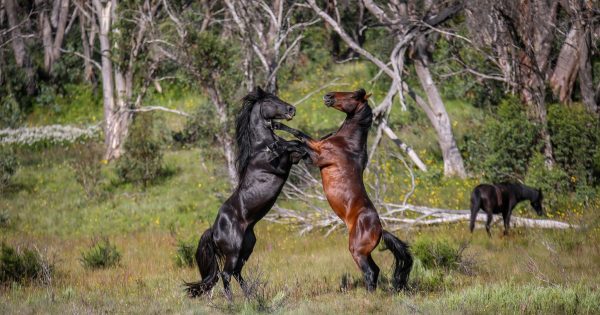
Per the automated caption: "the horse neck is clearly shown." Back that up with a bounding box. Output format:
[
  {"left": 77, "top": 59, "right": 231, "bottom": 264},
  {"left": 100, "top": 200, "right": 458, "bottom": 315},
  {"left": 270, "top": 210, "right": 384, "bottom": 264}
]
[
  {"left": 518, "top": 184, "right": 537, "bottom": 202},
  {"left": 337, "top": 103, "right": 372, "bottom": 145},
  {"left": 249, "top": 104, "right": 276, "bottom": 148}
]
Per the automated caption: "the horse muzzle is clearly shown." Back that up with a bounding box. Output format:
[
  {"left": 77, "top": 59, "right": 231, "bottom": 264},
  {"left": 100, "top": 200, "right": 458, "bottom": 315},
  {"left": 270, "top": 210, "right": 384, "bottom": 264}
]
[{"left": 323, "top": 93, "right": 335, "bottom": 107}]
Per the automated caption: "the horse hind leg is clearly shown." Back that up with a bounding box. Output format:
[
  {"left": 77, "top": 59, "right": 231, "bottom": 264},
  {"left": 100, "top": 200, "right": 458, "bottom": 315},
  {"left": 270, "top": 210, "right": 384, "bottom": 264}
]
[
  {"left": 232, "top": 228, "right": 257, "bottom": 297},
  {"left": 485, "top": 212, "right": 493, "bottom": 238},
  {"left": 349, "top": 212, "right": 382, "bottom": 292},
  {"left": 352, "top": 253, "right": 379, "bottom": 292}
]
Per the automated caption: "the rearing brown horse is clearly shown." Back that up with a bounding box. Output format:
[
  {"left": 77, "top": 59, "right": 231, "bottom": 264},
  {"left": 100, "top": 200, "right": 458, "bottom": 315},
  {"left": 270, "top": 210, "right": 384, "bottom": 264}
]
[{"left": 275, "top": 89, "right": 413, "bottom": 291}]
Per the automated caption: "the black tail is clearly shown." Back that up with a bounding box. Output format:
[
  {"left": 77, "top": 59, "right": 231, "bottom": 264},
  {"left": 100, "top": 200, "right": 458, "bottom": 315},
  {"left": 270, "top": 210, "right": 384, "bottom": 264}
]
[
  {"left": 382, "top": 230, "right": 413, "bottom": 291},
  {"left": 470, "top": 189, "right": 481, "bottom": 233},
  {"left": 184, "top": 228, "right": 221, "bottom": 297}
]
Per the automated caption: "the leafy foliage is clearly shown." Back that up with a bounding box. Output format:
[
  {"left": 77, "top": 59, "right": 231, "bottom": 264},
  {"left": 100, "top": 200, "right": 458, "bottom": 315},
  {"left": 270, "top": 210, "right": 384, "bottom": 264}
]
[
  {"left": 0, "top": 243, "right": 49, "bottom": 285},
  {"left": 547, "top": 104, "right": 600, "bottom": 187},
  {"left": 116, "top": 113, "right": 168, "bottom": 186},
  {"left": 80, "top": 238, "right": 121, "bottom": 270},
  {"left": 173, "top": 239, "right": 196, "bottom": 268},
  {"left": 464, "top": 97, "right": 539, "bottom": 182},
  {"left": 0, "top": 147, "right": 17, "bottom": 191},
  {"left": 68, "top": 142, "right": 104, "bottom": 198},
  {"left": 411, "top": 236, "right": 464, "bottom": 270}
]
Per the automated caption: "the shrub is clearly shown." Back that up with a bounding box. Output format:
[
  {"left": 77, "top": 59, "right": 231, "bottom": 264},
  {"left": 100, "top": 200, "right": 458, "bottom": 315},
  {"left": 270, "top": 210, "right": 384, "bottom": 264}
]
[
  {"left": 0, "top": 147, "right": 17, "bottom": 191},
  {"left": 547, "top": 104, "right": 600, "bottom": 188},
  {"left": 0, "top": 243, "right": 51, "bottom": 285},
  {"left": 80, "top": 238, "right": 121, "bottom": 270},
  {"left": 411, "top": 236, "right": 464, "bottom": 270},
  {"left": 525, "top": 152, "right": 569, "bottom": 210},
  {"left": 464, "top": 97, "right": 539, "bottom": 182},
  {"left": 116, "top": 113, "right": 166, "bottom": 186},
  {"left": 68, "top": 142, "right": 104, "bottom": 198},
  {"left": 173, "top": 102, "right": 219, "bottom": 145},
  {"left": 174, "top": 239, "right": 196, "bottom": 268},
  {"left": 409, "top": 259, "right": 448, "bottom": 292}
]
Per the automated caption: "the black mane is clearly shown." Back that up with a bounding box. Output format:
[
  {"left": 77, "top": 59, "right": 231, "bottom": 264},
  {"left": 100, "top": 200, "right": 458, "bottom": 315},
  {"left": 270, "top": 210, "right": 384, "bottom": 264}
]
[{"left": 235, "top": 89, "right": 267, "bottom": 179}]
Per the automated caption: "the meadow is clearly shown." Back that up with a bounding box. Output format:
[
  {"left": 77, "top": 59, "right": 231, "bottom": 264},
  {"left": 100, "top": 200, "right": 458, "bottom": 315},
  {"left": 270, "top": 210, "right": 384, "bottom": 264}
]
[{"left": 2, "top": 63, "right": 600, "bottom": 314}]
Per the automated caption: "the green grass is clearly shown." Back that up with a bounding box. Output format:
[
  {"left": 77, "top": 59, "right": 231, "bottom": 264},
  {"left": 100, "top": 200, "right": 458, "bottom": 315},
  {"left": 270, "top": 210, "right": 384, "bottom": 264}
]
[{"left": 2, "top": 62, "right": 599, "bottom": 313}]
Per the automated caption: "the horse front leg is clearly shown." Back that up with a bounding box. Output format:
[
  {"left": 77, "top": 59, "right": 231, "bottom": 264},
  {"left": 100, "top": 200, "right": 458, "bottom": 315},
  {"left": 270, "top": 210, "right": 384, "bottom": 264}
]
[{"left": 272, "top": 122, "right": 318, "bottom": 146}]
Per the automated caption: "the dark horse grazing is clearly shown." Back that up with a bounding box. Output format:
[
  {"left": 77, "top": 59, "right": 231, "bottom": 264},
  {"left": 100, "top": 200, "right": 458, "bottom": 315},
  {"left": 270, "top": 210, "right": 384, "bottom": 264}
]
[
  {"left": 470, "top": 183, "right": 544, "bottom": 237},
  {"left": 275, "top": 89, "right": 413, "bottom": 292},
  {"left": 185, "top": 87, "right": 306, "bottom": 300}
]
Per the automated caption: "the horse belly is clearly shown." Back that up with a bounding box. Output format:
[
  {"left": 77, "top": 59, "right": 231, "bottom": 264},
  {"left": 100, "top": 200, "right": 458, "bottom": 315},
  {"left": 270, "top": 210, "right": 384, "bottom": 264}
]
[{"left": 321, "top": 167, "right": 364, "bottom": 223}]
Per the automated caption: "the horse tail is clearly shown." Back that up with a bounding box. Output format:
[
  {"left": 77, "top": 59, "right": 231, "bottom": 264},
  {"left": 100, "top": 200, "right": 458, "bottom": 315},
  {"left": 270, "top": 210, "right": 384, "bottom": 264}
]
[
  {"left": 382, "top": 230, "right": 413, "bottom": 291},
  {"left": 470, "top": 188, "right": 481, "bottom": 233},
  {"left": 184, "top": 228, "right": 221, "bottom": 297}
]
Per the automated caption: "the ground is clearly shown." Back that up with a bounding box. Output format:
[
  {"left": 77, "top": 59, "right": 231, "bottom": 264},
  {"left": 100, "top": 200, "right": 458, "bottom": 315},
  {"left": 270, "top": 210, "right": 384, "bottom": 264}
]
[{"left": 1, "top": 149, "right": 599, "bottom": 314}]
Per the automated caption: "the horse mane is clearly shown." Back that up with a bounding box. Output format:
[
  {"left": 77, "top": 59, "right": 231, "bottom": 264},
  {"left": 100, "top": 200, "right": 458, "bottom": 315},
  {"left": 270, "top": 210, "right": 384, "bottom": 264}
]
[{"left": 235, "top": 88, "right": 267, "bottom": 179}]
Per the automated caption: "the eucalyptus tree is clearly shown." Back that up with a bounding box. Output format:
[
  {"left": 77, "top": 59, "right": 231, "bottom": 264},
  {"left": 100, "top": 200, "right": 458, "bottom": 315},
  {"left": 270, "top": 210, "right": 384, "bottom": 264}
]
[{"left": 308, "top": 0, "right": 467, "bottom": 178}]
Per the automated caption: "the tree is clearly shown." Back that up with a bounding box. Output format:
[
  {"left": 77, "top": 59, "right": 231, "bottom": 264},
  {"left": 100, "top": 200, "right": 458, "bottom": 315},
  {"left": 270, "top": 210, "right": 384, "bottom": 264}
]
[
  {"left": 224, "top": 0, "right": 318, "bottom": 93},
  {"left": 88, "top": 0, "right": 161, "bottom": 160},
  {"left": 308, "top": 0, "right": 466, "bottom": 178},
  {"left": 152, "top": 0, "right": 244, "bottom": 186},
  {"left": 466, "top": 0, "right": 560, "bottom": 167}
]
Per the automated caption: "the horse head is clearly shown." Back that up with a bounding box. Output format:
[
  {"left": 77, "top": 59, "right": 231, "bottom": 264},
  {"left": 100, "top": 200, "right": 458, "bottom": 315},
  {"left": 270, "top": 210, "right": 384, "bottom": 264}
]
[
  {"left": 323, "top": 88, "right": 371, "bottom": 114},
  {"left": 531, "top": 188, "right": 545, "bottom": 216}
]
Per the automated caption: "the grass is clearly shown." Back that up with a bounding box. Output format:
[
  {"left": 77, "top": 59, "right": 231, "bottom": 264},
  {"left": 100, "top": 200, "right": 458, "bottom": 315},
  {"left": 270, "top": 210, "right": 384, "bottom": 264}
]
[
  {"left": 2, "top": 62, "right": 599, "bottom": 313},
  {"left": 1, "top": 145, "right": 599, "bottom": 314}
]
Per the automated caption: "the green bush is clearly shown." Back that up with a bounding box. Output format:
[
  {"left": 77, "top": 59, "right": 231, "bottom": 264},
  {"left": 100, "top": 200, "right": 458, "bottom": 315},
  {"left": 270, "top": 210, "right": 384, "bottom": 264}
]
[
  {"left": 68, "top": 142, "right": 104, "bottom": 198},
  {"left": 409, "top": 259, "right": 448, "bottom": 292},
  {"left": 464, "top": 97, "right": 539, "bottom": 182},
  {"left": 547, "top": 104, "right": 600, "bottom": 188},
  {"left": 116, "top": 113, "right": 167, "bottom": 186},
  {"left": 80, "top": 238, "right": 121, "bottom": 270},
  {"left": 0, "top": 243, "right": 50, "bottom": 285},
  {"left": 0, "top": 147, "right": 17, "bottom": 191},
  {"left": 174, "top": 239, "right": 196, "bottom": 268},
  {"left": 411, "top": 236, "right": 463, "bottom": 270},
  {"left": 525, "top": 152, "right": 569, "bottom": 209}
]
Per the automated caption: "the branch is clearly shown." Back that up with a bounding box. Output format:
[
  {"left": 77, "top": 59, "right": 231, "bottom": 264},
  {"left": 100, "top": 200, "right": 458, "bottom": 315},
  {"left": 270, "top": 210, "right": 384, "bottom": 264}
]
[
  {"left": 59, "top": 48, "right": 102, "bottom": 71},
  {"left": 128, "top": 106, "right": 191, "bottom": 117},
  {"left": 292, "top": 77, "right": 349, "bottom": 106}
]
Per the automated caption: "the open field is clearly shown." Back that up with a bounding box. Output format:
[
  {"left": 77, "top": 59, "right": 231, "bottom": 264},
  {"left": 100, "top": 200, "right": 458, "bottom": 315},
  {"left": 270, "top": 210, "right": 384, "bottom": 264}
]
[{"left": 2, "top": 148, "right": 600, "bottom": 314}]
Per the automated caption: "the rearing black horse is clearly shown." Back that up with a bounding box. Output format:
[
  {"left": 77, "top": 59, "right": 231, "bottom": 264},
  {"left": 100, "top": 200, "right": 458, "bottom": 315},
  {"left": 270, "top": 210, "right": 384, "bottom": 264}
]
[
  {"left": 185, "top": 87, "right": 305, "bottom": 300},
  {"left": 470, "top": 183, "right": 544, "bottom": 237}
]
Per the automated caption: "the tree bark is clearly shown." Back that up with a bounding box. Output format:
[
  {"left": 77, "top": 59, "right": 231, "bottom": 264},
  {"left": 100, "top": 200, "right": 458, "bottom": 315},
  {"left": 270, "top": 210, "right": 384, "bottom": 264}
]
[
  {"left": 548, "top": 26, "right": 580, "bottom": 103},
  {"left": 414, "top": 60, "right": 466, "bottom": 178},
  {"left": 93, "top": 0, "right": 132, "bottom": 160},
  {"left": 577, "top": 19, "right": 598, "bottom": 114},
  {"left": 4, "top": 0, "right": 27, "bottom": 67},
  {"left": 206, "top": 81, "right": 238, "bottom": 186}
]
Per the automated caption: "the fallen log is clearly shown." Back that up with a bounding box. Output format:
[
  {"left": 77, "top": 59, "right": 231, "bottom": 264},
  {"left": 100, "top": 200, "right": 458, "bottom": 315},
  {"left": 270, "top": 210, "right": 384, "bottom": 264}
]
[{"left": 266, "top": 203, "right": 577, "bottom": 234}]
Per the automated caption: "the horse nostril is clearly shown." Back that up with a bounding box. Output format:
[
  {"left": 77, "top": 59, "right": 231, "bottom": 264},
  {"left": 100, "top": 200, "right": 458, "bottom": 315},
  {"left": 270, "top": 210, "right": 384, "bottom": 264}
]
[
  {"left": 288, "top": 106, "right": 295, "bottom": 115},
  {"left": 323, "top": 93, "right": 335, "bottom": 106}
]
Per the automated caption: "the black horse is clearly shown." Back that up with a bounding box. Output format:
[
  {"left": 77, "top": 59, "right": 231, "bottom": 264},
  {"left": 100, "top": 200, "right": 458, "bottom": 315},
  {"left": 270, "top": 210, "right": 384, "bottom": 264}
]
[
  {"left": 185, "top": 87, "right": 305, "bottom": 300},
  {"left": 469, "top": 183, "right": 544, "bottom": 237}
]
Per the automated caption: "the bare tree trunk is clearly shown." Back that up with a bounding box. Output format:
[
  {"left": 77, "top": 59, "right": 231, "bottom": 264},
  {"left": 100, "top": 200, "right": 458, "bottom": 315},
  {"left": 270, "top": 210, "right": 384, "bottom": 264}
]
[
  {"left": 93, "top": 0, "right": 132, "bottom": 160},
  {"left": 414, "top": 60, "right": 466, "bottom": 178},
  {"left": 578, "top": 20, "right": 598, "bottom": 114},
  {"left": 4, "top": 0, "right": 27, "bottom": 67},
  {"left": 78, "top": 10, "right": 94, "bottom": 83},
  {"left": 549, "top": 26, "right": 580, "bottom": 103},
  {"left": 206, "top": 82, "right": 238, "bottom": 186},
  {"left": 51, "top": 0, "right": 70, "bottom": 64}
]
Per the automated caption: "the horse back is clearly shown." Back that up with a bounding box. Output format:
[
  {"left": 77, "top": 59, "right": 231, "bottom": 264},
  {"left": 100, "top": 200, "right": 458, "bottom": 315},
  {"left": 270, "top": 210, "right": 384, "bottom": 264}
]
[{"left": 473, "top": 184, "right": 504, "bottom": 213}]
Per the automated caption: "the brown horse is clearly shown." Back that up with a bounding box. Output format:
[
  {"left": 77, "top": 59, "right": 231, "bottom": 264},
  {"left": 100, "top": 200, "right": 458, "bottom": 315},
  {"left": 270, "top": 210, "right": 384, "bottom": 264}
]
[{"left": 275, "top": 89, "right": 413, "bottom": 291}]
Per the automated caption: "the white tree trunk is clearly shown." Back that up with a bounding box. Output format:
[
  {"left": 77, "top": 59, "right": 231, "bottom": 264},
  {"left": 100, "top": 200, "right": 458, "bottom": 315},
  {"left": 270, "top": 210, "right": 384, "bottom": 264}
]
[
  {"left": 93, "top": 0, "right": 131, "bottom": 160},
  {"left": 414, "top": 60, "right": 466, "bottom": 178}
]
